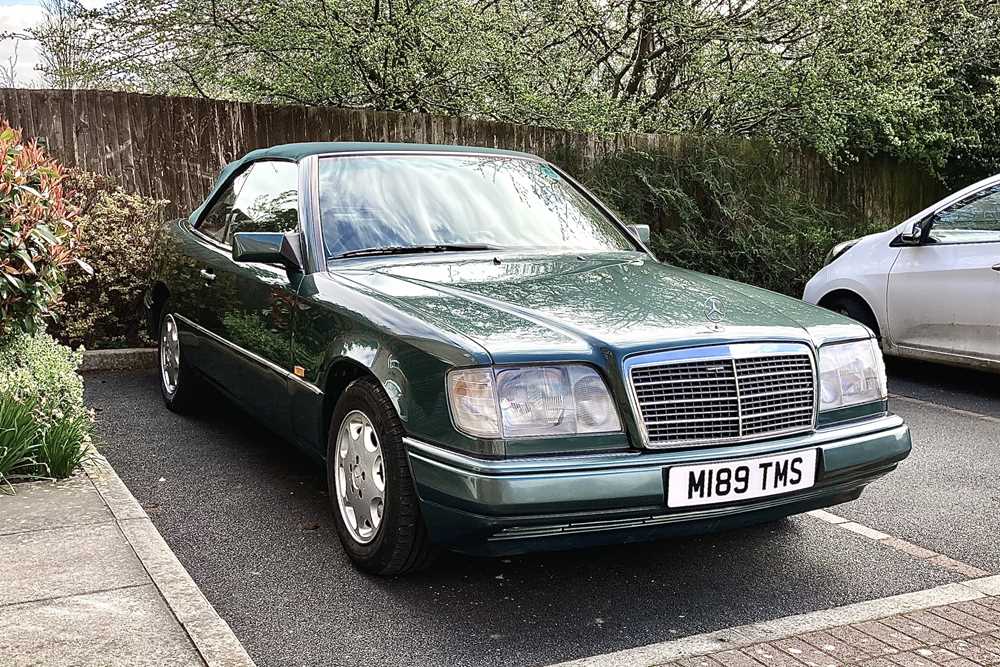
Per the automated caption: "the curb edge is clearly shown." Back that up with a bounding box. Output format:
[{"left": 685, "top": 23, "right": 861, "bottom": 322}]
[{"left": 81, "top": 348, "right": 158, "bottom": 372}]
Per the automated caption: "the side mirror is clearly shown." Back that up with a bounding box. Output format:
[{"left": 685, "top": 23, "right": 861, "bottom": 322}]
[
  {"left": 232, "top": 231, "right": 304, "bottom": 271},
  {"left": 898, "top": 219, "right": 926, "bottom": 246},
  {"left": 629, "top": 224, "right": 651, "bottom": 244}
]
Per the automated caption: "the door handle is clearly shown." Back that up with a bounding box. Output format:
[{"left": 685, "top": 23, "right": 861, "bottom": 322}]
[{"left": 199, "top": 269, "right": 216, "bottom": 282}]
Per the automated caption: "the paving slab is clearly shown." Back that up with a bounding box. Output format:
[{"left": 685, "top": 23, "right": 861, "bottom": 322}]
[
  {"left": 0, "top": 476, "right": 111, "bottom": 535},
  {"left": 0, "top": 428, "right": 253, "bottom": 666},
  {"left": 654, "top": 595, "right": 1000, "bottom": 667},
  {"left": 0, "top": 584, "right": 203, "bottom": 667},
  {"left": 555, "top": 578, "right": 1000, "bottom": 667},
  {"left": 0, "top": 522, "right": 148, "bottom": 606}
]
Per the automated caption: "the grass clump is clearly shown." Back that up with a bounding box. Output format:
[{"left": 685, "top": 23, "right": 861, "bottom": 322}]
[{"left": 0, "top": 396, "right": 41, "bottom": 490}]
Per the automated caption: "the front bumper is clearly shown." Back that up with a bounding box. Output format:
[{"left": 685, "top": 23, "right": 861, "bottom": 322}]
[{"left": 405, "top": 415, "right": 911, "bottom": 556}]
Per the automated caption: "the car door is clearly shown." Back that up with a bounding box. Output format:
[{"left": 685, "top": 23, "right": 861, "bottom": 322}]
[
  {"left": 887, "top": 183, "right": 1000, "bottom": 363},
  {"left": 189, "top": 160, "right": 305, "bottom": 428}
]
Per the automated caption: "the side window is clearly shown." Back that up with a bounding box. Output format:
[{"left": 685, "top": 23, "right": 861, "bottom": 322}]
[
  {"left": 933, "top": 184, "right": 1000, "bottom": 244},
  {"left": 227, "top": 161, "right": 300, "bottom": 243},
  {"left": 196, "top": 170, "right": 248, "bottom": 243}
]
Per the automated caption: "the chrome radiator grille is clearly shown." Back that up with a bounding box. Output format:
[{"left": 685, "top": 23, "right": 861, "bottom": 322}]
[{"left": 628, "top": 347, "right": 816, "bottom": 448}]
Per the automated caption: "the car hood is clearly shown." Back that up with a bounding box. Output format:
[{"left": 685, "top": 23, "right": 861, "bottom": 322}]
[{"left": 333, "top": 251, "right": 867, "bottom": 363}]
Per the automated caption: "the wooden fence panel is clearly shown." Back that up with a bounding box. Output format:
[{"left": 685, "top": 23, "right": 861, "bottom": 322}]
[{"left": 0, "top": 87, "right": 945, "bottom": 221}]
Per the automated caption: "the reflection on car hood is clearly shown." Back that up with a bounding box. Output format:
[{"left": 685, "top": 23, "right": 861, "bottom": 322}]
[{"left": 334, "top": 251, "right": 867, "bottom": 361}]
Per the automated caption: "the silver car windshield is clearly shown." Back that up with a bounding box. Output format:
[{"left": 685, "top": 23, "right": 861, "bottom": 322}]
[{"left": 318, "top": 154, "right": 637, "bottom": 258}]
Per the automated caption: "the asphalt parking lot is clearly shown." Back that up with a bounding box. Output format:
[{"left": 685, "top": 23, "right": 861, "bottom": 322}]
[{"left": 84, "top": 359, "right": 1000, "bottom": 667}]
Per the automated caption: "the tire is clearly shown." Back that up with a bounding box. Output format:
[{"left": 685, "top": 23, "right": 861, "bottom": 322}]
[
  {"left": 327, "top": 376, "right": 435, "bottom": 575},
  {"left": 825, "top": 294, "right": 880, "bottom": 340},
  {"left": 158, "top": 309, "right": 201, "bottom": 413}
]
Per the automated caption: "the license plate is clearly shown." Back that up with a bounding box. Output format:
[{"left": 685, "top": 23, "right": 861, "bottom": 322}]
[{"left": 665, "top": 449, "right": 817, "bottom": 508}]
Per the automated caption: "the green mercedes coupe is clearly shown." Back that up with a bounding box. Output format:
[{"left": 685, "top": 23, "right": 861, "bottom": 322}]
[{"left": 146, "top": 142, "right": 911, "bottom": 575}]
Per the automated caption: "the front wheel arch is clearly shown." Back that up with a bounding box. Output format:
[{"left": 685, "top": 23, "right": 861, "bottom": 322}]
[
  {"left": 320, "top": 359, "right": 379, "bottom": 452},
  {"left": 819, "top": 289, "right": 881, "bottom": 339}
]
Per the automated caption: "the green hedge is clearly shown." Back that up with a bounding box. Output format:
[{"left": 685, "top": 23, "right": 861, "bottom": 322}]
[{"left": 583, "top": 144, "right": 883, "bottom": 297}]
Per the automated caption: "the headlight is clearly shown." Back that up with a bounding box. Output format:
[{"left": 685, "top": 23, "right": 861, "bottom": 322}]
[
  {"left": 817, "top": 339, "right": 887, "bottom": 411},
  {"left": 825, "top": 238, "right": 859, "bottom": 266},
  {"left": 447, "top": 365, "right": 622, "bottom": 439}
]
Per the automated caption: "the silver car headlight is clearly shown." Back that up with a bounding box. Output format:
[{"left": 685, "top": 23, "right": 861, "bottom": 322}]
[
  {"left": 447, "top": 365, "right": 622, "bottom": 439},
  {"left": 817, "top": 339, "right": 887, "bottom": 411},
  {"left": 824, "top": 238, "right": 859, "bottom": 266}
]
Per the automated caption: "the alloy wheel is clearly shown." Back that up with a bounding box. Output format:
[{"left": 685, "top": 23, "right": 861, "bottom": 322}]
[
  {"left": 160, "top": 314, "right": 181, "bottom": 396},
  {"left": 334, "top": 410, "right": 386, "bottom": 544}
]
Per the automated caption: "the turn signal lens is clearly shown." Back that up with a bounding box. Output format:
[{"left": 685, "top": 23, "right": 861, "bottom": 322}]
[{"left": 447, "top": 368, "right": 500, "bottom": 438}]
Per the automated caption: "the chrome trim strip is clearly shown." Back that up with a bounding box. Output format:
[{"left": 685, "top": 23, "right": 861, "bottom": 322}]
[
  {"left": 173, "top": 314, "right": 323, "bottom": 395},
  {"left": 894, "top": 344, "right": 999, "bottom": 366},
  {"left": 302, "top": 154, "right": 326, "bottom": 273},
  {"left": 732, "top": 357, "right": 744, "bottom": 437},
  {"left": 485, "top": 473, "right": 890, "bottom": 541},
  {"left": 623, "top": 342, "right": 819, "bottom": 450},
  {"left": 403, "top": 415, "right": 905, "bottom": 475},
  {"left": 189, "top": 224, "right": 232, "bottom": 254}
]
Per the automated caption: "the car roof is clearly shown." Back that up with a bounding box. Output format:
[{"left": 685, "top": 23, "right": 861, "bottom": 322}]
[
  {"left": 242, "top": 141, "right": 539, "bottom": 162},
  {"left": 189, "top": 142, "right": 541, "bottom": 224}
]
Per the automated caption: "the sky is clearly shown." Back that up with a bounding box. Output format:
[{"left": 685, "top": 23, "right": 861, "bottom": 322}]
[
  {"left": 0, "top": 0, "right": 45, "bottom": 85},
  {"left": 0, "top": 0, "right": 108, "bottom": 86}
]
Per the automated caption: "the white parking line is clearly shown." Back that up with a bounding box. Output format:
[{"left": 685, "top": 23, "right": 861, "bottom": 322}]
[
  {"left": 548, "top": 575, "right": 1000, "bottom": 667},
  {"left": 807, "top": 509, "right": 990, "bottom": 578}
]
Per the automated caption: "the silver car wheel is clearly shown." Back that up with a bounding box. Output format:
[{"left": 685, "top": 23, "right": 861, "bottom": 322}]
[
  {"left": 335, "top": 410, "right": 386, "bottom": 544},
  {"left": 160, "top": 314, "right": 181, "bottom": 397}
]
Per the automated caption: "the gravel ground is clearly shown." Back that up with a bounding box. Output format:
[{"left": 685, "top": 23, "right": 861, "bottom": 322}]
[{"left": 84, "top": 364, "right": 994, "bottom": 667}]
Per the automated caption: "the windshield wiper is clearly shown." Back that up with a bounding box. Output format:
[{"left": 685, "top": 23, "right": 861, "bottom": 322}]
[{"left": 332, "top": 243, "right": 502, "bottom": 259}]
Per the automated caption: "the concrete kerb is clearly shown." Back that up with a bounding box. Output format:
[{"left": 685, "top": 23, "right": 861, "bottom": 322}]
[
  {"left": 81, "top": 348, "right": 158, "bottom": 373},
  {"left": 83, "top": 451, "right": 256, "bottom": 667}
]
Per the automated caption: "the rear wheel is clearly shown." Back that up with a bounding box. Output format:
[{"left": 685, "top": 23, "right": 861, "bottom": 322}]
[
  {"left": 327, "top": 376, "right": 435, "bottom": 575},
  {"left": 158, "top": 310, "right": 201, "bottom": 413}
]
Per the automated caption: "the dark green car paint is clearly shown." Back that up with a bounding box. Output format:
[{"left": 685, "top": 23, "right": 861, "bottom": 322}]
[{"left": 147, "top": 142, "right": 911, "bottom": 555}]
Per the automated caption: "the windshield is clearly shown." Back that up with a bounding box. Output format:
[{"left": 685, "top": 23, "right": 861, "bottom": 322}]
[{"left": 318, "top": 154, "right": 637, "bottom": 258}]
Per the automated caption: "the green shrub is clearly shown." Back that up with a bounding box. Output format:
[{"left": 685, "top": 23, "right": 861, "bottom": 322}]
[
  {"left": 0, "top": 333, "right": 92, "bottom": 486},
  {"left": 52, "top": 171, "right": 166, "bottom": 349},
  {"left": 584, "top": 143, "right": 884, "bottom": 297},
  {"left": 0, "top": 122, "right": 84, "bottom": 337},
  {"left": 0, "top": 395, "right": 41, "bottom": 489},
  {"left": 0, "top": 331, "right": 88, "bottom": 428}
]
